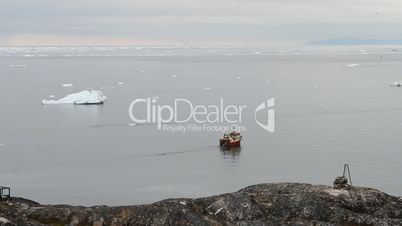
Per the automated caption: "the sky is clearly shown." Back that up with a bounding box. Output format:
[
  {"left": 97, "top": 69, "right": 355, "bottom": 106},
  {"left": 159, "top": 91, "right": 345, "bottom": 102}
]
[{"left": 1, "top": 0, "right": 402, "bottom": 46}]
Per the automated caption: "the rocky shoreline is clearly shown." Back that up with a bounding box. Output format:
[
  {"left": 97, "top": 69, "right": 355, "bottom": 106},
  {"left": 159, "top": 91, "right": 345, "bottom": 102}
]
[{"left": 1, "top": 183, "right": 402, "bottom": 226}]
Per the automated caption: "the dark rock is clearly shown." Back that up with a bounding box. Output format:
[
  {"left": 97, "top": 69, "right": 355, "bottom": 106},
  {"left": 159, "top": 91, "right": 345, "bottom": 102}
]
[
  {"left": 333, "top": 176, "right": 351, "bottom": 190},
  {"left": 1, "top": 183, "right": 402, "bottom": 225}
]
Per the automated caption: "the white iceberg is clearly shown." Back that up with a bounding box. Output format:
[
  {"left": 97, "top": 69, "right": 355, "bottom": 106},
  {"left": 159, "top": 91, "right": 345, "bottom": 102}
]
[
  {"left": 42, "top": 90, "right": 106, "bottom": 105},
  {"left": 61, "top": 83, "right": 74, "bottom": 87},
  {"left": 390, "top": 81, "right": 402, "bottom": 87},
  {"left": 117, "top": 81, "right": 125, "bottom": 85},
  {"left": 347, "top": 64, "right": 360, "bottom": 67}
]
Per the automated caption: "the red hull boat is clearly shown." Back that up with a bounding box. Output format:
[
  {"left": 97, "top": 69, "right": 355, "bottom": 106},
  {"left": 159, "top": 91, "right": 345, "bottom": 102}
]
[{"left": 220, "top": 132, "right": 242, "bottom": 148}]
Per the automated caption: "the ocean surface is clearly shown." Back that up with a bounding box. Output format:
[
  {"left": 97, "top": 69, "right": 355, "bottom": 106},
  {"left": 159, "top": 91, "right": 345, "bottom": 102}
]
[{"left": 1, "top": 46, "right": 402, "bottom": 205}]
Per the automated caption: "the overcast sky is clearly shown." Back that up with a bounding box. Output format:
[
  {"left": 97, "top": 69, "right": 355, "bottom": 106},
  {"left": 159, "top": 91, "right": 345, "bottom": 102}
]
[{"left": 1, "top": 0, "right": 402, "bottom": 46}]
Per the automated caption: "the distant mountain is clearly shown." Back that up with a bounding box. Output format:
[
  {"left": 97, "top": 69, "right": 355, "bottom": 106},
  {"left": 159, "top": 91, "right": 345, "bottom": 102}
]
[{"left": 306, "top": 38, "right": 402, "bottom": 46}]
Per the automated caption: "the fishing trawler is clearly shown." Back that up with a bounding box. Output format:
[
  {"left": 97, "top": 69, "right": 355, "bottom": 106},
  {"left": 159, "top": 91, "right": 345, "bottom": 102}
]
[{"left": 220, "top": 131, "right": 242, "bottom": 148}]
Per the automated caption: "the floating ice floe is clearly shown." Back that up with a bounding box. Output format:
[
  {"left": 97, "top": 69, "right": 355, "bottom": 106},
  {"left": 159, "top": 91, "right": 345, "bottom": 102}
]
[
  {"left": 171, "top": 74, "right": 177, "bottom": 78},
  {"left": 10, "top": 64, "right": 27, "bottom": 68},
  {"left": 236, "top": 76, "right": 241, "bottom": 80},
  {"left": 390, "top": 81, "right": 402, "bottom": 87},
  {"left": 347, "top": 64, "right": 360, "bottom": 67},
  {"left": 61, "top": 83, "right": 74, "bottom": 88},
  {"left": 99, "top": 85, "right": 114, "bottom": 90},
  {"left": 42, "top": 90, "right": 106, "bottom": 105},
  {"left": 49, "top": 95, "right": 55, "bottom": 98},
  {"left": 117, "top": 81, "right": 125, "bottom": 85},
  {"left": 203, "top": 87, "right": 212, "bottom": 90}
]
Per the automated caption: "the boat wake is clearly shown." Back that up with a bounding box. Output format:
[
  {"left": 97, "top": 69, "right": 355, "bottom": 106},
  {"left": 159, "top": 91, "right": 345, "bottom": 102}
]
[{"left": 134, "top": 146, "right": 218, "bottom": 158}]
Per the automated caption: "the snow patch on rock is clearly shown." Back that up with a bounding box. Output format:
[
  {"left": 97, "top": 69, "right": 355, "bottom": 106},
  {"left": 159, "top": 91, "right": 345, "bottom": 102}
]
[
  {"left": 0, "top": 217, "right": 10, "bottom": 223},
  {"left": 323, "top": 188, "right": 349, "bottom": 197}
]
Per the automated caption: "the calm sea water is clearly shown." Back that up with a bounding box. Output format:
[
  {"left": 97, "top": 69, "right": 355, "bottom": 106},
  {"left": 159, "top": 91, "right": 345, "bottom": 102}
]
[{"left": 1, "top": 47, "right": 402, "bottom": 205}]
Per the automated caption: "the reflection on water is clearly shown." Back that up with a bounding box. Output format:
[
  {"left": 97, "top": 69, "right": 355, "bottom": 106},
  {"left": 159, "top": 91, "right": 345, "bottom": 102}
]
[
  {"left": 220, "top": 146, "right": 241, "bottom": 156},
  {"left": 41, "top": 104, "right": 103, "bottom": 127},
  {"left": 220, "top": 146, "right": 241, "bottom": 165}
]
